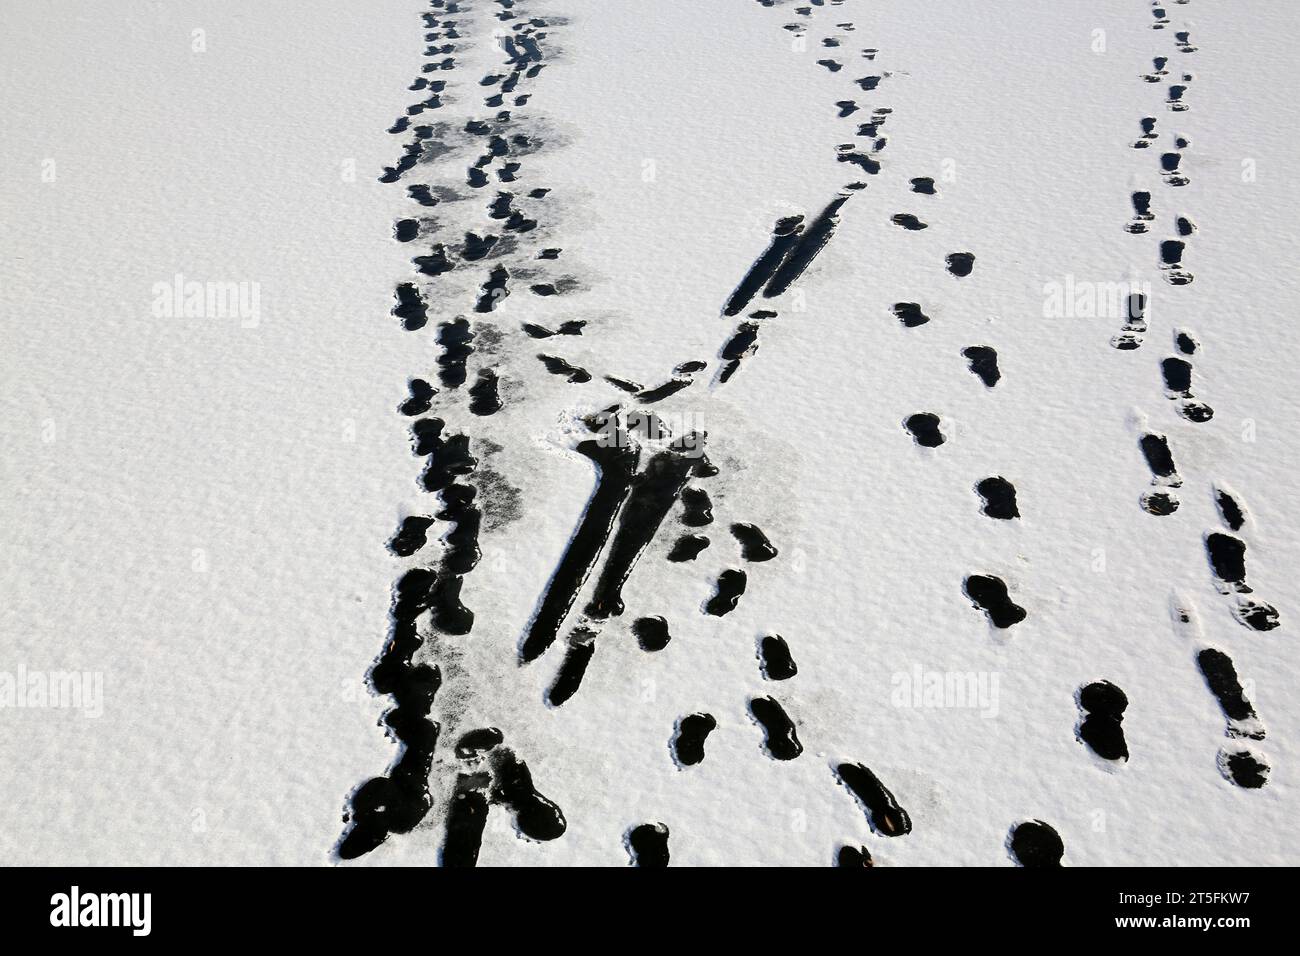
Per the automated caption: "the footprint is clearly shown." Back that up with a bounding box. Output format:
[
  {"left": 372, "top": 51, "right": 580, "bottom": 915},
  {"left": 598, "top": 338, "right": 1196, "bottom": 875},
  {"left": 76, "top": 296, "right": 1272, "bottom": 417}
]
[
  {"left": 631, "top": 615, "right": 671, "bottom": 652},
  {"left": 1076, "top": 680, "right": 1129, "bottom": 761},
  {"left": 945, "top": 252, "right": 975, "bottom": 277},
  {"left": 389, "top": 516, "right": 436, "bottom": 556},
  {"left": 731, "top": 523, "right": 778, "bottom": 561},
  {"left": 893, "top": 302, "right": 930, "bottom": 328},
  {"left": 837, "top": 845, "right": 874, "bottom": 867},
  {"left": 964, "top": 575, "right": 1026, "bottom": 628},
  {"left": 1219, "top": 750, "right": 1269, "bottom": 789},
  {"left": 667, "top": 534, "right": 710, "bottom": 562},
  {"left": 488, "top": 749, "right": 567, "bottom": 841},
  {"left": 1009, "top": 820, "right": 1064, "bottom": 867},
  {"left": 704, "top": 569, "right": 747, "bottom": 616},
  {"left": 835, "top": 762, "right": 911, "bottom": 836},
  {"left": 546, "top": 631, "right": 596, "bottom": 706},
  {"left": 627, "top": 823, "right": 670, "bottom": 866},
  {"left": 975, "top": 476, "right": 1019, "bottom": 519},
  {"left": 910, "top": 177, "right": 937, "bottom": 195},
  {"left": 681, "top": 487, "right": 714, "bottom": 526},
  {"left": 673, "top": 713, "right": 718, "bottom": 766},
  {"left": 904, "top": 412, "right": 945, "bottom": 448},
  {"left": 758, "top": 634, "right": 798, "bottom": 680},
  {"left": 398, "top": 378, "right": 436, "bottom": 416},
  {"left": 962, "top": 346, "right": 1000, "bottom": 387},
  {"left": 749, "top": 696, "right": 803, "bottom": 760},
  {"left": 891, "top": 213, "right": 927, "bottom": 231}
]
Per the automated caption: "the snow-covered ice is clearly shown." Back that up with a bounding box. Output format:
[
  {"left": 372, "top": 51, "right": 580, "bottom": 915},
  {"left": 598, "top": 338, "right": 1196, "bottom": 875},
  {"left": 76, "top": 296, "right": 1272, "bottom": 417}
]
[{"left": 1, "top": 0, "right": 1298, "bottom": 867}]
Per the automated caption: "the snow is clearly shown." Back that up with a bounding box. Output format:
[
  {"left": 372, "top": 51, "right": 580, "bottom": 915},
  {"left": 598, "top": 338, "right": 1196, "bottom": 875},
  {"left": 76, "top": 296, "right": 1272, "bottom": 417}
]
[{"left": 1, "top": 0, "right": 1297, "bottom": 866}]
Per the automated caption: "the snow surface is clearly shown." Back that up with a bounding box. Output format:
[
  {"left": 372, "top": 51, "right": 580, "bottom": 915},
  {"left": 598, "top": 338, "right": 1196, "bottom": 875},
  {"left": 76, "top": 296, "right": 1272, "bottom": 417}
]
[{"left": 1, "top": 0, "right": 1297, "bottom": 866}]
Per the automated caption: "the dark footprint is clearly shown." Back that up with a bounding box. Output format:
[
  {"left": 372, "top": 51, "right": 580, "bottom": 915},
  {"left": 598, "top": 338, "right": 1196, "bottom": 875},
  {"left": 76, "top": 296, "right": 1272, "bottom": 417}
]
[
  {"left": 537, "top": 354, "right": 591, "bottom": 383},
  {"left": 667, "top": 534, "right": 710, "bottom": 562},
  {"left": 627, "top": 823, "right": 670, "bottom": 866},
  {"left": 394, "top": 219, "right": 420, "bottom": 242},
  {"left": 1140, "top": 491, "right": 1179, "bottom": 516},
  {"left": 904, "top": 413, "right": 945, "bottom": 447},
  {"left": 704, "top": 569, "right": 747, "bottom": 616},
  {"left": 1205, "top": 532, "right": 1248, "bottom": 591},
  {"left": 945, "top": 252, "right": 975, "bottom": 277},
  {"left": 389, "top": 516, "right": 435, "bottom": 556},
  {"left": 835, "top": 762, "right": 911, "bottom": 836},
  {"left": 731, "top": 523, "right": 778, "bottom": 561},
  {"left": 1214, "top": 488, "right": 1245, "bottom": 531},
  {"left": 891, "top": 213, "right": 927, "bottom": 231},
  {"left": 469, "top": 368, "right": 502, "bottom": 415},
  {"left": 1077, "top": 680, "right": 1129, "bottom": 761},
  {"left": 893, "top": 302, "right": 930, "bottom": 328},
  {"left": 1009, "top": 820, "right": 1064, "bottom": 867},
  {"left": 673, "top": 713, "right": 718, "bottom": 766},
  {"left": 976, "top": 476, "right": 1019, "bottom": 519},
  {"left": 837, "top": 845, "right": 874, "bottom": 867},
  {"left": 632, "top": 616, "right": 671, "bottom": 652},
  {"left": 489, "top": 749, "right": 566, "bottom": 841},
  {"left": 964, "top": 575, "right": 1026, "bottom": 629},
  {"left": 1221, "top": 751, "right": 1269, "bottom": 789},
  {"left": 758, "top": 635, "right": 798, "bottom": 680},
  {"left": 910, "top": 177, "right": 936, "bottom": 194},
  {"left": 1197, "top": 649, "right": 1259, "bottom": 730},
  {"left": 749, "top": 697, "right": 802, "bottom": 760},
  {"left": 398, "top": 378, "right": 436, "bottom": 416},
  {"left": 680, "top": 487, "right": 713, "bottom": 526},
  {"left": 1139, "top": 433, "right": 1181, "bottom": 485},
  {"left": 962, "top": 345, "right": 1000, "bottom": 387},
  {"left": 392, "top": 282, "right": 428, "bottom": 331}
]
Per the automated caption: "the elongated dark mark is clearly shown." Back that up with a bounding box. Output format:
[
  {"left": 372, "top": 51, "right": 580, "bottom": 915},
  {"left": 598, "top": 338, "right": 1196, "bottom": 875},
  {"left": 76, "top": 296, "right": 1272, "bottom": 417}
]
[
  {"left": 731, "top": 523, "right": 778, "bottom": 561},
  {"left": 455, "top": 727, "right": 504, "bottom": 760},
  {"left": 547, "top": 631, "right": 596, "bottom": 706},
  {"left": 1077, "top": 681, "right": 1129, "bottom": 762},
  {"left": 750, "top": 696, "right": 802, "bottom": 760},
  {"left": 1009, "top": 820, "right": 1063, "bottom": 867},
  {"left": 705, "top": 569, "right": 747, "bottom": 616},
  {"left": 764, "top": 194, "right": 852, "bottom": 298},
  {"left": 668, "top": 534, "right": 710, "bottom": 562},
  {"left": 724, "top": 216, "right": 805, "bottom": 317},
  {"left": 636, "top": 377, "right": 693, "bottom": 403},
  {"left": 963, "top": 346, "right": 1000, "bottom": 387},
  {"left": 587, "top": 449, "right": 696, "bottom": 619},
  {"left": 1215, "top": 488, "right": 1245, "bottom": 531},
  {"left": 633, "top": 615, "right": 671, "bottom": 652},
  {"left": 673, "top": 713, "right": 717, "bottom": 767},
  {"left": 976, "top": 477, "right": 1019, "bottom": 519},
  {"left": 835, "top": 763, "right": 911, "bottom": 836},
  {"left": 441, "top": 773, "right": 490, "bottom": 867},
  {"left": 891, "top": 213, "right": 926, "bottom": 231},
  {"left": 521, "top": 441, "right": 638, "bottom": 663},
  {"left": 1197, "top": 649, "right": 1259, "bottom": 730},
  {"left": 758, "top": 634, "right": 797, "bottom": 680},
  {"left": 627, "top": 823, "right": 670, "bottom": 867},
  {"left": 537, "top": 354, "right": 591, "bottom": 383},
  {"left": 964, "top": 575, "right": 1026, "bottom": 628}
]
